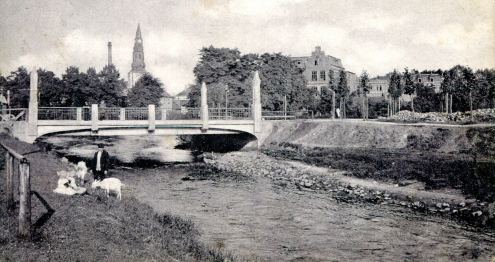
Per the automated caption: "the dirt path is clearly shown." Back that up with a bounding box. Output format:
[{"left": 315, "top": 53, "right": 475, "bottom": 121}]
[{"left": 118, "top": 165, "right": 495, "bottom": 262}]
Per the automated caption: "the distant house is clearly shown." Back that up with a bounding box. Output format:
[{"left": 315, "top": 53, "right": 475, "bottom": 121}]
[
  {"left": 292, "top": 46, "right": 357, "bottom": 98},
  {"left": 368, "top": 71, "right": 444, "bottom": 100},
  {"left": 173, "top": 85, "right": 194, "bottom": 110}
]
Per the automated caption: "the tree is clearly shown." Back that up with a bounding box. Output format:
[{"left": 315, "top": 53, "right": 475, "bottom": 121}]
[
  {"left": 403, "top": 67, "right": 415, "bottom": 112},
  {"left": 190, "top": 46, "right": 252, "bottom": 108},
  {"left": 4, "top": 67, "right": 30, "bottom": 108},
  {"left": 335, "top": 70, "right": 349, "bottom": 119},
  {"left": 61, "top": 66, "right": 83, "bottom": 106},
  {"left": 38, "top": 69, "right": 63, "bottom": 107},
  {"left": 98, "top": 64, "right": 127, "bottom": 107},
  {"left": 413, "top": 83, "right": 442, "bottom": 113},
  {"left": 462, "top": 66, "right": 476, "bottom": 112},
  {"left": 188, "top": 47, "right": 309, "bottom": 112},
  {"left": 259, "top": 53, "right": 307, "bottom": 111},
  {"left": 388, "top": 69, "right": 403, "bottom": 115},
  {"left": 358, "top": 70, "right": 372, "bottom": 120},
  {"left": 127, "top": 73, "right": 164, "bottom": 107},
  {"left": 476, "top": 69, "right": 495, "bottom": 109}
]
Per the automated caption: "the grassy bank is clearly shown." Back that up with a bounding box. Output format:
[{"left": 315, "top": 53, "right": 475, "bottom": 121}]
[
  {"left": 0, "top": 135, "right": 232, "bottom": 261},
  {"left": 262, "top": 145, "right": 495, "bottom": 203}
]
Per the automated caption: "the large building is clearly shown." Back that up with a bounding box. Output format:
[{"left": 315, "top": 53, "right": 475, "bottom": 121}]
[
  {"left": 292, "top": 46, "right": 357, "bottom": 98},
  {"left": 127, "top": 24, "right": 148, "bottom": 90}
]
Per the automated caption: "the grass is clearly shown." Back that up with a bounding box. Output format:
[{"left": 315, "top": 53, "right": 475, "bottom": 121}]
[
  {"left": 0, "top": 135, "right": 235, "bottom": 262},
  {"left": 262, "top": 144, "right": 495, "bottom": 202}
]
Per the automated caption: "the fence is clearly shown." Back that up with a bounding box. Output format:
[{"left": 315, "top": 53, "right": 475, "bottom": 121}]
[
  {"left": 262, "top": 110, "right": 314, "bottom": 120},
  {"left": 1, "top": 142, "right": 31, "bottom": 237},
  {"left": 33, "top": 106, "right": 312, "bottom": 122}
]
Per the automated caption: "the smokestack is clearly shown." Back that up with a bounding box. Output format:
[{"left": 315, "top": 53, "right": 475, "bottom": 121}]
[{"left": 107, "top": 42, "right": 112, "bottom": 65}]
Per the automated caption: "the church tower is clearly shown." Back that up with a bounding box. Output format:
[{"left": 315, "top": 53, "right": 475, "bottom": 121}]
[{"left": 128, "top": 24, "right": 148, "bottom": 90}]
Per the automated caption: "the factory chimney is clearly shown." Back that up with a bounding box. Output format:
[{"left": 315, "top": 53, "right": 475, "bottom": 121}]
[{"left": 108, "top": 42, "right": 112, "bottom": 65}]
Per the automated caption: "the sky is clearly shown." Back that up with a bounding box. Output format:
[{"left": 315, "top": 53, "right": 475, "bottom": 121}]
[{"left": 1, "top": 0, "right": 494, "bottom": 95}]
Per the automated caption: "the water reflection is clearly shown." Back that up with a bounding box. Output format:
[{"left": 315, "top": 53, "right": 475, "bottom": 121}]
[
  {"left": 40, "top": 136, "right": 194, "bottom": 164},
  {"left": 39, "top": 133, "right": 256, "bottom": 165}
]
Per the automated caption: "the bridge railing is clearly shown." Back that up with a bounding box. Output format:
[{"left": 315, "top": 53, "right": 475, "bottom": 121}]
[
  {"left": 209, "top": 108, "right": 252, "bottom": 120},
  {"left": 38, "top": 107, "right": 78, "bottom": 120}
]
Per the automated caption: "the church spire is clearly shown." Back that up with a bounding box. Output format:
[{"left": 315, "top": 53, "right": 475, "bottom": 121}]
[
  {"left": 131, "top": 24, "right": 145, "bottom": 70},
  {"left": 135, "top": 23, "right": 142, "bottom": 40}
]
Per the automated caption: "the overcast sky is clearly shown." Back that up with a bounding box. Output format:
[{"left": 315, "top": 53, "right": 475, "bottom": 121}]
[{"left": 1, "top": 0, "right": 494, "bottom": 95}]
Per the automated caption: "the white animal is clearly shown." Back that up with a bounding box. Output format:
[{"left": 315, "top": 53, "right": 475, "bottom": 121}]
[
  {"left": 75, "top": 161, "right": 88, "bottom": 182},
  {"left": 92, "top": 178, "right": 125, "bottom": 200}
]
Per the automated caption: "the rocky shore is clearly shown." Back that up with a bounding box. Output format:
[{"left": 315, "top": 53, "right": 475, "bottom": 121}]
[
  {"left": 386, "top": 108, "right": 495, "bottom": 123},
  {"left": 204, "top": 151, "right": 495, "bottom": 228}
]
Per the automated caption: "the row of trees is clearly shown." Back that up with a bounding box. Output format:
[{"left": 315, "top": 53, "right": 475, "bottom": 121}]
[
  {"left": 0, "top": 65, "right": 165, "bottom": 108},
  {"left": 321, "top": 65, "right": 495, "bottom": 120}
]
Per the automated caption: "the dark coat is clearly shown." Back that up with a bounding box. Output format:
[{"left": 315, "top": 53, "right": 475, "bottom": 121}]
[{"left": 92, "top": 150, "right": 110, "bottom": 173}]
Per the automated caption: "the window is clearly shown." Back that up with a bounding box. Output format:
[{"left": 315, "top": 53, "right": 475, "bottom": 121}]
[
  {"left": 315, "top": 60, "right": 318, "bottom": 65},
  {"left": 312, "top": 71, "right": 317, "bottom": 81},
  {"left": 418, "top": 78, "right": 422, "bottom": 83},
  {"left": 320, "top": 71, "right": 325, "bottom": 81},
  {"left": 379, "top": 85, "right": 382, "bottom": 91},
  {"left": 430, "top": 78, "right": 434, "bottom": 82}
]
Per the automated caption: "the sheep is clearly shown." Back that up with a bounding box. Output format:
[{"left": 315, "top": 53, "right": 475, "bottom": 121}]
[{"left": 91, "top": 177, "right": 125, "bottom": 200}]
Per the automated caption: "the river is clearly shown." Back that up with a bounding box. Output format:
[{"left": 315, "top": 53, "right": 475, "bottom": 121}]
[{"left": 39, "top": 135, "right": 495, "bottom": 261}]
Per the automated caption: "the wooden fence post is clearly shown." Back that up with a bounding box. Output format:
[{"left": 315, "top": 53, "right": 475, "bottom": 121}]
[
  {"left": 18, "top": 159, "right": 31, "bottom": 237},
  {"left": 5, "top": 151, "right": 14, "bottom": 213}
]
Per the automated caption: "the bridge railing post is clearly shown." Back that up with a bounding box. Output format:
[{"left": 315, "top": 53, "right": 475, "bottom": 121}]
[
  {"left": 91, "top": 104, "right": 98, "bottom": 133},
  {"left": 76, "top": 108, "right": 82, "bottom": 122},
  {"left": 162, "top": 108, "right": 167, "bottom": 121},
  {"left": 148, "top": 104, "right": 155, "bottom": 132},
  {"left": 120, "top": 108, "right": 126, "bottom": 121}
]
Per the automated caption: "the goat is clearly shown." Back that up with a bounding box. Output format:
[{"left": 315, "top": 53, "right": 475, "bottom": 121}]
[
  {"left": 91, "top": 177, "right": 125, "bottom": 200},
  {"left": 75, "top": 161, "right": 88, "bottom": 183}
]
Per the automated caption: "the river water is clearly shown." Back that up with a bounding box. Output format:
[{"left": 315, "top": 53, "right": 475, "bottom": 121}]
[{"left": 39, "top": 136, "right": 495, "bottom": 261}]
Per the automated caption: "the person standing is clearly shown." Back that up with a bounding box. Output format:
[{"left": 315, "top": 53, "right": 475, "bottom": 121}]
[{"left": 92, "top": 144, "right": 110, "bottom": 181}]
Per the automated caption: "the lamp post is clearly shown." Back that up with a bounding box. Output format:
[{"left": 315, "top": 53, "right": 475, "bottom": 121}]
[{"left": 225, "top": 85, "right": 229, "bottom": 119}]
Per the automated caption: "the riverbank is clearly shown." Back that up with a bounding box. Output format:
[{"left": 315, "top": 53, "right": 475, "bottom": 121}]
[
  {"left": 204, "top": 151, "right": 495, "bottom": 229},
  {"left": 0, "top": 135, "right": 233, "bottom": 262}
]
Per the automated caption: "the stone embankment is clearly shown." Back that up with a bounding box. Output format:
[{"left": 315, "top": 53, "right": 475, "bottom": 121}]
[{"left": 204, "top": 151, "right": 495, "bottom": 228}]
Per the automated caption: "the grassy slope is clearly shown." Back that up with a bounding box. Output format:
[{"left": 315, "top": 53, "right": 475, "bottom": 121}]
[{"left": 0, "top": 135, "right": 229, "bottom": 262}]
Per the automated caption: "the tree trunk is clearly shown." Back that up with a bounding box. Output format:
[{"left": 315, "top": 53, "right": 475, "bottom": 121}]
[
  {"left": 445, "top": 93, "right": 449, "bottom": 113},
  {"left": 410, "top": 95, "right": 414, "bottom": 112},
  {"left": 362, "top": 94, "right": 365, "bottom": 120},
  {"left": 387, "top": 97, "right": 390, "bottom": 117},
  {"left": 331, "top": 90, "right": 335, "bottom": 120},
  {"left": 469, "top": 90, "right": 473, "bottom": 112},
  {"left": 449, "top": 94, "right": 453, "bottom": 113}
]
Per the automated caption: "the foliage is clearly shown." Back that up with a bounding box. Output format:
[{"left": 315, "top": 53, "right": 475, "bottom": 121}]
[
  {"left": 4, "top": 67, "right": 30, "bottom": 108},
  {"left": 413, "top": 83, "right": 442, "bottom": 113},
  {"left": 3, "top": 65, "right": 128, "bottom": 108},
  {"left": 127, "top": 73, "right": 165, "bottom": 107},
  {"left": 403, "top": 68, "right": 415, "bottom": 111},
  {"left": 97, "top": 64, "right": 127, "bottom": 106},
  {"left": 189, "top": 46, "right": 252, "bottom": 108},
  {"left": 188, "top": 46, "right": 310, "bottom": 111}
]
